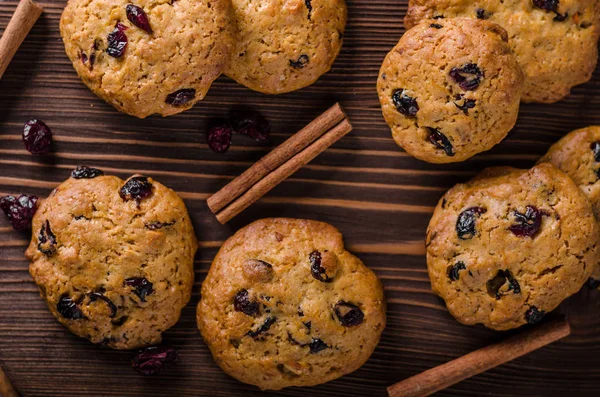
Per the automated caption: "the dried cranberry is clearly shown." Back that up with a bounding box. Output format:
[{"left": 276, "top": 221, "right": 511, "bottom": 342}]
[
  {"left": 447, "top": 261, "right": 466, "bottom": 281},
  {"left": 233, "top": 289, "right": 260, "bottom": 316},
  {"left": 309, "top": 250, "right": 333, "bottom": 283},
  {"left": 120, "top": 176, "right": 153, "bottom": 201},
  {"left": 532, "top": 0, "right": 559, "bottom": 13},
  {"left": 23, "top": 119, "right": 52, "bottom": 154},
  {"left": 525, "top": 306, "right": 545, "bottom": 324},
  {"left": 247, "top": 316, "right": 276, "bottom": 339},
  {"left": 57, "top": 295, "right": 85, "bottom": 319},
  {"left": 0, "top": 194, "right": 38, "bottom": 231},
  {"left": 591, "top": 142, "right": 600, "bottom": 162},
  {"left": 38, "top": 220, "right": 57, "bottom": 255},
  {"left": 126, "top": 4, "right": 153, "bottom": 34},
  {"left": 308, "top": 338, "right": 329, "bottom": 354},
  {"left": 487, "top": 270, "right": 520, "bottom": 299},
  {"left": 145, "top": 221, "right": 175, "bottom": 230},
  {"left": 456, "top": 206, "right": 486, "bottom": 240},
  {"left": 229, "top": 111, "right": 270, "bottom": 142},
  {"left": 89, "top": 292, "right": 117, "bottom": 317},
  {"left": 454, "top": 94, "right": 476, "bottom": 115},
  {"left": 165, "top": 89, "right": 196, "bottom": 106},
  {"left": 427, "top": 127, "right": 455, "bottom": 156},
  {"left": 334, "top": 301, "right": 364, "bottom": 327},
  {"left": 586, "top": 278, "right": 600, "bottom": 289},
  {"left": 430, "top": 23, "right": 443, "bottom": 28},
  {"left": 80, "top": 51, "right": 88, "bottom": 64},
  {"left": 125, "top": 277, "right": 153, "bottom": 301},
  {"left": 449, "top": 63, "right": 483, "bottom": 91},
  {"left": 509, "top": 206, "right": 547, "bottom": 238},
  {"left": 392, "top": 89, "right": 419, "bottom": 117},
  {"left": 476, "top": 8, "right": 487, "bottom": 19},
  {"left": 305, "top": 0, "right": 312, "bottom": 19},
  {"left": 106, "top": 23, "right": 128, "bottom": 58},
  {"left": 71, "top": 166, "right": 104, "bottom": 179},
  {"left": 132, "top": 346, "right": 178, "bottom": 375},
  {"left": 289, "top": 54, "right": 309, "bottom": 69},
  {"left": 208, "top": 125, "right": 232, "bottom": 153}
]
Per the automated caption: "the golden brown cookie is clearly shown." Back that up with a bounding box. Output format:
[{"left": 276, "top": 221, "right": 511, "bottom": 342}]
[
  {"left": 197, "top": 218, "right": 385, "bottom": 390},
  {"left": 377, "top": 18, "right": 523, "bottom": 163},
  {"left": 426, "top": 163, "right": 600, "bottom": 330},
  {"left": 224, "top": 0, "right": 347, "bottom": 94},
  {"left": 538, "top": 126, "right": 600, "bottom": 288},
  {"left": 405, "top": 0, "right": 600, "bottom": 103},
  {"left": 26, "top": 167, "right": 198, "bottom": 349},
  {"left": 60, "top": 0, "right": 235, "bottom": 118}
]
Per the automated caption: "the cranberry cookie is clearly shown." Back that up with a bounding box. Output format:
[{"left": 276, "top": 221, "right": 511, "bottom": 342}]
[
  {"left": 60, "top": 0, "right": 234, "bottom": 118},
  {"left": 377, "top": 18, "right": 523, "bottom": 163},
  {"left": 197, "top": 218, "right": 385, "bottom": 390},
  {"left": 538, "top": 126, "right": 600, "bottom": 288},
  {"left": 25, "top": 168, "right": 198, "bottom": 349},
  {"left": 426, "top": 163, "right": 600, "bottom": 330},
  {"left": 405, "top": 0, "right": 600, "bottom": 103},
  {"left": 225, "top": 0, "right": 347, "bottom": 94}
]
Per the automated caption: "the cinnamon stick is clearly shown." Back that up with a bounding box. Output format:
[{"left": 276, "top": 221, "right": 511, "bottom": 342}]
[
  {"left": 0, "top": 0, "right": 43, "bottom": 79},
  {"left": 0, "top": 365, "right": 19, "bottom": 397},
  {"left": 387, "top": 318, "right": 570, "bottom": 397},
  {"left": 207, "top": 103, "right": 346, "bottom": 214},
  {"left": 215, "top": 118, "right": 352, "bottom": 224}
]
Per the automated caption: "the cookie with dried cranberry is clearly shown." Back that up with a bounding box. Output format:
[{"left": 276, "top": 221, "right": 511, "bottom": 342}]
[
  {"left": 197, "top": 218, "right": 385, "bottom": 390},
  {"left": 60, "top": 0, "right": 234, "bottom": 118},
  {"left": 405, "top": 0, "right": 600, "bottom": 103},
  {"left": 426, "top": 163, "right": 600, "bottom": 330},
  {"left": 377, "top": 18, "right": 523, "bottom": 163},
  {"left": 25, "top": 168, "right": 198, "bottom": 349},
  {"left": 538, "top": 126, "right": 600, "bottom": 288},
  {"left": 224, "top": 0, "right": 347, "bottom": 94}
]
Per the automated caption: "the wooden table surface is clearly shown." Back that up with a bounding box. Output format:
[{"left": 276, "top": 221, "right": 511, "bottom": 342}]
[{"left": 1, "top": 1, "right": 600, "bottom": 396}]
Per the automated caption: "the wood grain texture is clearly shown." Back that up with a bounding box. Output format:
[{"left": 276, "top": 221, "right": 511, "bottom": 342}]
[{"left": 1, "top": 0, "right": 600, "bottom": 396}]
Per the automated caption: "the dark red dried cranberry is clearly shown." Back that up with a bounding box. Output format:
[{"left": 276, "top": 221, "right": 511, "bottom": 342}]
[
  {"left": 229, "top": 111, "right": 270, "bottom": 142},
  {"left": 106, "top": 23, "right": 128, "bottom": 58},
  {"left": 23, "top": 119, "right": 52, "bottom": 154},
  {"left": 454, "top": 94, "right": 476, "bottom": 115},
  {"left": 449, "top": 63, "right": 483, "bottom": 91},
  {"left": 71, "top": 165, "right": 104, "bottom": 179},
  {"left": 0, "top": 194, "right": 38, "bottom": 231},
  {"left": 57, "top": 295, "right": 85, "bottom": 319},
  {"left": 392, "top": 89, "right": 419, "bottom": 117},
  {"left": 80, "top": 51, "right": 88, "bottom": 64},
  {"left": 308, "top": 338, "right": 329, "bottom": 353},
  {"left": 456, "top": 206, "right": 486, "bottom": 240},
  {"left": 590, "top": 142, "right": 600, "bottom": 162},
  {"left": 586, "top": 277, "right": 600, "bottom": 289},
  {"left": 309, "top": 250, "right": 333, "bottom": 283},
  {"left": 132, "top": 346, "right": 178, "bottom": 375},
  {"left": 430, "top": 23, "right": 443, "bottom": 28},
  {"left": 247, "top": 316, "right": 276, "bottom": 339},
  {"left": 447, "top": 261, "right": 466, "bottom": 281},
  {"left": 233, "top": 289, "right": 260, "bottom": 316},
  {"left": 476, "top": 8, "right": 487, "bottom": 19},
  {"left": 38, "top": 220, "right": 57, "bottom": 255},
  {"left": 145, "top": 221, "right": 175, "bottom": 230},
  {"left": 89, "top": 292, "right": 117, "bottom": 317},
  {"left": 487, "top": 270, "right": 520, "bottom": 299},
  {"left": 427, "top": 127, "right": 455, "bottom": 156},
  {"left": 525, "top": 306, "right": 545, "bottom": 324},
  {"left": 509, "top": 206, "right": 547, "bottom": 238},
  {"left": 165, "top": 89, "right": 196, "bottom": 106},
  {"left": 290, "top": 54, "right": 309, "bottom": 69},
  {"left": 120, "top": 176, "right": 153, "bottom": 201},
  {"left": 126, "top": 4, "right": 153, "bottom": 34},
  {"left": 208, "top": 125, "right": 232, "bottom": 153},
  {"left": 334, "top": 301, "right": 364, "bottom": 327},
  {"left": 305, "top": 0, "right": 312, "bottom": 19},
  {"left": 532, "top": 0, "right": 559, "bottom": 13},
  {"left": 125, "top": 277, "right": 154, "bottom": 301}
]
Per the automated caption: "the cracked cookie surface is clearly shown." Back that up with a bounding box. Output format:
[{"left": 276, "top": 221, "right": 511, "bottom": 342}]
[
  {"left": 426, "top": 163, "right": 600, "bottom": 330},
  {"left": 197, "top": 218, "right": 385, "bottom": 390},
  {"left": 225, "top": 0, "right": 347, "bottom": 94},
  {"left": 538, "top": 126, "right": 600, "bottom": 287},
  {"left": 25, "top": 170, "right": 198, "bottom": 349},
  {"left": 60, "top": 0, "right": 235, "bottom": 118},
  {"left": 405, "top": 0, "right": 600, "bottom": 103},
  {"left": 377, "top": 18, "right": 523, "bottom": 164}
]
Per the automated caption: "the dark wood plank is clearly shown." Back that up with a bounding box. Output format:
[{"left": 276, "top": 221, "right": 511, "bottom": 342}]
[{"left": 1, "top": 0, "right": 600, "bottom": 395}]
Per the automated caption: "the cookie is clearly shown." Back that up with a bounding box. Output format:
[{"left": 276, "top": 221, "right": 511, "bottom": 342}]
[
  {"left": 197, "top": 218, "right": 385, "bottom": 390},
  {"left": 60, "top": 0, "right": 235, "bottom": 118},
  {"left": 426, "top": 163, "right": 600, "bottom": 330},
  {"left": 377, "top": 18, "right": 523, "bottom": 163},
  {"left": 538, "top": 126, "right": 600, "bottom": 288},
  {"left": 224, "top": 0, "right": 347, "bottom": 94},
  {"left": 25, "top": 167, "right": 198, "bottom": 349},
  {"left": 405, "top": 0, "right": 600, "bottom": 103}
]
